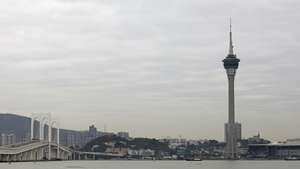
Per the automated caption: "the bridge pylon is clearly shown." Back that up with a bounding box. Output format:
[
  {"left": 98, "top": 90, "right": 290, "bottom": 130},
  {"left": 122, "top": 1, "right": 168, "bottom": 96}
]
[{"left": 30, "top": 113, "right": 60, "bottom": 160}]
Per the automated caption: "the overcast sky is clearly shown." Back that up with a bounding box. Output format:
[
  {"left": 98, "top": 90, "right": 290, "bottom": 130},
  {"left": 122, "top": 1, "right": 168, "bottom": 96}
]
[{"left": 0, "top": 0, "right": 299, "bottom": 141}]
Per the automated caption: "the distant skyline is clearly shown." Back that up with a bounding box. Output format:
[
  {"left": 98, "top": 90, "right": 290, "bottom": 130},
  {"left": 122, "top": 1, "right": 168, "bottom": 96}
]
[{"left": 0, "top": 0, "right": 300, "bottom": 141}]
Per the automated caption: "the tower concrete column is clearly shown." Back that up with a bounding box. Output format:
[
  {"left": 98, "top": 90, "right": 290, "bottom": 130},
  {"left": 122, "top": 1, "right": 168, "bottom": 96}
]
[
  {"left": 228, "top": 76, "right": 235, "bottom": 124},
  {"left": 226, "top": 75, "right": 237, "bottom": 159}
]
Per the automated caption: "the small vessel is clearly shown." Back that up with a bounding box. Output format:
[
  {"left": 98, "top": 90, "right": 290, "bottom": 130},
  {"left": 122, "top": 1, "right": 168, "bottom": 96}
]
[
  {"left": 284, "top": 156, "right": 300, "bottom": 161},
  {"left": 185, "top": 157, "right": 202, "bottom": 161}
]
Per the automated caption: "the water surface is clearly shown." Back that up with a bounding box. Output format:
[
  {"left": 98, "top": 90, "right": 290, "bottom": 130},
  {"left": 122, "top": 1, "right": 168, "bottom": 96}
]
[{"left": 1, "top": 160, "right": 300, "bottom": 169}]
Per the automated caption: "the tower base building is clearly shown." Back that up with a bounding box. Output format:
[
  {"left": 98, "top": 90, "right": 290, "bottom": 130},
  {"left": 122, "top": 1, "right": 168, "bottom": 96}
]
[{"left": 224, "top": 122, "right": 242, "bottom": 142}]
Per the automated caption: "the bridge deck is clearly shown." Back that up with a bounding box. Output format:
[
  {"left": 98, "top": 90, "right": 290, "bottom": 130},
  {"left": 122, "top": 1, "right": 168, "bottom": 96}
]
[
  {"left": 74, "top": 151, "right": 124, "bottom": 157},
  {"left": 0, "top": 141, "right": 71, "bottom": 155}
]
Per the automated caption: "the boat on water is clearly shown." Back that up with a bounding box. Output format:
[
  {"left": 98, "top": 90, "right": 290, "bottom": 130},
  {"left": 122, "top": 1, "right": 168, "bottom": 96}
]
[
  {"left": 284, "top": 156, "right": 300, "bottom": 161},
  {"left": 185, "top": 157, "right": 202, "bottom": 161}
]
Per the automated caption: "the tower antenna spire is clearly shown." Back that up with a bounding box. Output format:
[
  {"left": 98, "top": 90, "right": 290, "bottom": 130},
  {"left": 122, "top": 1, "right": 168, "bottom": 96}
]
[{"left": 229, "top": 18, "right": 234, "bottom": 55}]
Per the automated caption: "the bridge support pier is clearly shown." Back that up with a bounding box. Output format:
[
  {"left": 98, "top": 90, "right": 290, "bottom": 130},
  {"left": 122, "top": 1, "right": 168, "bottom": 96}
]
[{"left": 30, "top": 151, "right": 33, "bottom": 161}]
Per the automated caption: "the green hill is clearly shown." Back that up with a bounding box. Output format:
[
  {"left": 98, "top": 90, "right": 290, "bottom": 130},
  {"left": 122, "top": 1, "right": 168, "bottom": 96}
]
[{"left": 81, "top": 135, "right": 170, "bottom": 152}]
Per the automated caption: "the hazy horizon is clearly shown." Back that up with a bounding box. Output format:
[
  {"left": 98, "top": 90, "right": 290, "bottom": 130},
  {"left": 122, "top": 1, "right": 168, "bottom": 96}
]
[{"left": 0, "top": 0, "right": 299, "bottom": 141}]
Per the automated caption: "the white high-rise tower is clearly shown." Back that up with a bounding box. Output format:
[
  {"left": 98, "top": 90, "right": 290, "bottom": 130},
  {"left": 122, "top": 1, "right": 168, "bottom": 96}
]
[{"left": 222, "top": 21, "right": 240, "bottom": 159}]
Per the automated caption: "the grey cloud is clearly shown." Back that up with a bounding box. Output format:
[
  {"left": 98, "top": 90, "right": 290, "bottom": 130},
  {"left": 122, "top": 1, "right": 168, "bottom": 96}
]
[{"left": 0, "top": 0, "right": 299, "bottom": 141}]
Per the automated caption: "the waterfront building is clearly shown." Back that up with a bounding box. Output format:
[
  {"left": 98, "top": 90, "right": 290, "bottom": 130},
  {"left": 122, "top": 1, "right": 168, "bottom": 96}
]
[
  {"left": 128, "top": 149, "right": 155, "bottom": 157},
  {"left": 117, "top": 132, "right": 130, "bottom": 139},
  {"left": 0, "top": 133, "right": 7, "bottom": 146},
  {"left": 89, "top": 125, "right": 97, "bottom": 138},
  {"left": 106, "top": 147, "right": 129, "bottom": 156},
  {"left": 60, "top": 128, "right": 97, "bottom": 147},
  {"left": 286, "top": 138, "right": 300, "bottom": 143},
  {"left": 222, "top": 22, "right": 240, "bottom": 159},
  {"left": 0, "top": 133, "right": 16, "bottom": 145},
  {"left": 59, "top": 125, "right": 117, "bottom": 147},
  {"left": 248, "top": 140, "right": 300, "bottom": 159},
  {"left": 7, "top": 133, "right": 16, "bottom": 145}
]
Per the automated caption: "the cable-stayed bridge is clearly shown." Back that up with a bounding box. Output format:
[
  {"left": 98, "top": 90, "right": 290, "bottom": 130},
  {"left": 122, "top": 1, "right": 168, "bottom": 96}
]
[{"left": 0, "top": 113, "right": 125, "bottom": 162}]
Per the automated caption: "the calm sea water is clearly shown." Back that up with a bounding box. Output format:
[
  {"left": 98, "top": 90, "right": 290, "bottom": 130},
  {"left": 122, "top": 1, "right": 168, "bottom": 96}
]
[{"left": 1, "top": 160, "right": 300, "bottom": 169}]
